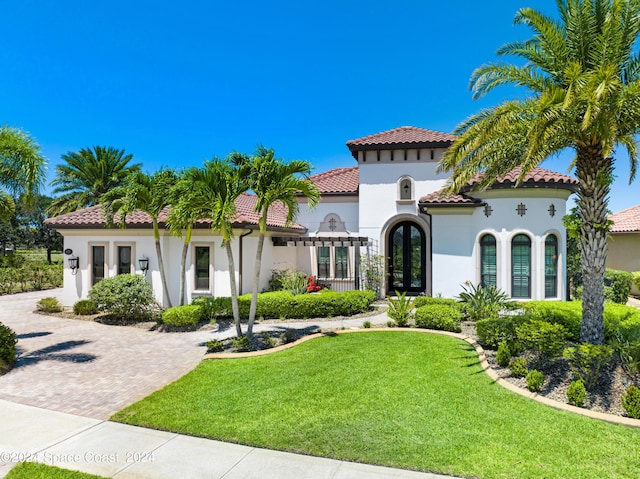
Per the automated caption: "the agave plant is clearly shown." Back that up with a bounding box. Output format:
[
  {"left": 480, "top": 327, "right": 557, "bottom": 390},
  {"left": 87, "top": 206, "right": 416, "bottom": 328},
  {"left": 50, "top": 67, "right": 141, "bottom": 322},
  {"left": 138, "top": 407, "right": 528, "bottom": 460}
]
[
  {"left": 457, "top": 282, "right": 512, "bottom": 322},
  {"left": 386, "top": 291, "right": 414, "bottom": 327}
]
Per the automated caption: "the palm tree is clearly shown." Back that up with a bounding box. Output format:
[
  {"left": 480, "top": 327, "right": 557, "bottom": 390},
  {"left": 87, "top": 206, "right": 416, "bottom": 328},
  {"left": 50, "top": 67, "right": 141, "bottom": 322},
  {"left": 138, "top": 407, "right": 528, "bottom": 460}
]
[
  {"left": 178, "top": 159, "right": 247, "bottom": 336},
  {"left": 48, "top": 146, "right": 140, "bottom": 216},
  {"left": 102, "top": 169, "right": 178, "bottom": 308},
  {"left": 438, "top": 0, "right": 640, "bottom": 344},
  {"left": 236, "top": 146, "right": 320, "bottom": 338},
  {"left": 0, "top": 125, "right": 46, "bottom": 221}
]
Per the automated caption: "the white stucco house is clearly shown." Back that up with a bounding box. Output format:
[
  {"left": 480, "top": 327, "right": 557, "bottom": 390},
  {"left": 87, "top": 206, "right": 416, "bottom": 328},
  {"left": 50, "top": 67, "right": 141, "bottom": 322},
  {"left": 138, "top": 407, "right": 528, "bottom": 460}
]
[{"left": 45, "top": 126, "right": 578, "bottom": 307}]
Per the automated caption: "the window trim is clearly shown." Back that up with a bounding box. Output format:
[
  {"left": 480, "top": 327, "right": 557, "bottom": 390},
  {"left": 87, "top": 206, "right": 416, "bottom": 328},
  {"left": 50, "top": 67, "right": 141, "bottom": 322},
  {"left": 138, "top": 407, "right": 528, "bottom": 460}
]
[
  {"left": 479, "top": 234, "right": 497, "bottom": 288},
  {"left": 89, "top": 242, "right": 109, "bottom": 286},
  {"left": 113, "top": 242, "right": 136, "bottom": 275},
  {"left": 314, "top": 246, "right": 351, "bottom": 280},
  {"left": 544, "top": 234, "right": 559, "bottom": 298},
  {"left": 191, "top": 242, "right": 214, "bottom": 295},
  {"left": 511, "top": 233, "right": 532, "bottom": 299},
  {"left": 397, "top": 176, "right": 415, "bottom": 203}
]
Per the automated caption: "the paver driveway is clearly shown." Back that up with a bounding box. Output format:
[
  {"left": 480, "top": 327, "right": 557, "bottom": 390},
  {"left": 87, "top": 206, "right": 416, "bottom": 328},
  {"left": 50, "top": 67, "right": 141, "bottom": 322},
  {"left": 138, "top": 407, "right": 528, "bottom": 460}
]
[{"left": 0, "top": 290, "right": 211, "bottom": 419}]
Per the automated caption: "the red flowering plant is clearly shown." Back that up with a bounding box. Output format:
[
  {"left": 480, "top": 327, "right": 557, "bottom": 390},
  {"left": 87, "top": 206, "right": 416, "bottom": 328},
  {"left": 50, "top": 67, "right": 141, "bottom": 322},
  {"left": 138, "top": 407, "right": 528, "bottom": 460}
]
[{"left": 306, "top": 276, "right": 322, "bottom": 293}]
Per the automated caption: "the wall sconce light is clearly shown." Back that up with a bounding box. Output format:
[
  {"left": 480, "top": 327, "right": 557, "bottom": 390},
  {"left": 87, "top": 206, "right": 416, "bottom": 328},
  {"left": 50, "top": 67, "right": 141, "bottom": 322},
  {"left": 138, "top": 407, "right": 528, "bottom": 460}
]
[
  {"left": 68, "top": 256, "right": 79, "bottom": 275},
  {"left": 138, "top": 257, "right": 149, "bottom": 275}
]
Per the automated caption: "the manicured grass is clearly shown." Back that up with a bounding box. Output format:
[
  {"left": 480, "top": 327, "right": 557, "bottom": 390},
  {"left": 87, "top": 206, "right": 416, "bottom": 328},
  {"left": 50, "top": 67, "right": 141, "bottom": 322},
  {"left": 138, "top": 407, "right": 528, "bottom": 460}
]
[
  {"left": 112, "top": 331, "right": 640, "bottom": 479},
  {"left": 5, "top": 462, "right": 107, "bottom": 479}
]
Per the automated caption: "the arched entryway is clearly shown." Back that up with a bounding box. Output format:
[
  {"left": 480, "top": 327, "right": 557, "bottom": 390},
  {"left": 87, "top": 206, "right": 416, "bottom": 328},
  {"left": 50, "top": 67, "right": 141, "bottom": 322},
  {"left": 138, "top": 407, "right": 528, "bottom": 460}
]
[{"left": 387, "top": 221, "right": 426, "bottom": 294}]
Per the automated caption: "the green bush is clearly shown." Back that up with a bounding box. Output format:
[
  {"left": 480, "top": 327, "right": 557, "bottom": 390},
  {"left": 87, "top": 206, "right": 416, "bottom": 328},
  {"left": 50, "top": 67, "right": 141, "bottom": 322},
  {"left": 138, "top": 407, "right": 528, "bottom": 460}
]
[
  {"left": 605, "top": 268, "right": 633, "bottom": 304},
  {"left": 386, "top": 291, "right": 413, "bottom": 327},
  {"left": 88, "top": 274, "right": 156, "bottom": 320},
  {"left": 160, "top": 305, "right": 202, "bottom": 328},
  {"left": 563, "top": 344, "right": 613, "bottom": 391},
  {"left": 363, "top": 320, "right": 372, "bottom": 329},
  {"left": 232, "top": 335, "right": 250, "bottom": 352},
  {"left": 457, "top": 282, "right": 512, "bottom": 322},
  {"left": 632, "top": 271, "right": 640, "bottom": 292},
  {"left": 414, "top": 304, "right": 462, "bottom": 332},
  {"left": 261, "top": 333, "right": 278, "bottom": 349},
  {"left": 621, "top": 385, "right": 640, "bottom": 419},
  {"left": 280, "top": 329, "right": 297, "bottom": 344},
  {"left": 523, "top": 301, "right": 582, "bottom": 342},
  {"left": 73, "top": 299, "right": 98, "bottom": 315},
  {"left": 205, "top": 339, "right": 224, "bottom": 352},
  {"left": 566, "top": 379, "right": 587, "bottom": 407},
  {"left": 496, "top": 342, "right": 511, "bottom": 367},
  {"left": 475, "top": 315, "right": 530, "bottom": 349},
  {"left": 526, "top": 369, "right": 545, "bottom": 392},
  {"left": 279, "top": 269, "right": 309, "bottom": 295},
  {"left": 0, "top": 322, "right": 17, "bottom": 372},
  {"left": 413, "top": 296, "right": 462, "bottom": 310},
  {"left": 516, "top": 320, "right": 569, "bottom": 359},
  {"left": 509, "top": 357, "right": 528, "bottom": 378},
  {"left": 36, "top": 297, "right": 63, "bottom": 313}
]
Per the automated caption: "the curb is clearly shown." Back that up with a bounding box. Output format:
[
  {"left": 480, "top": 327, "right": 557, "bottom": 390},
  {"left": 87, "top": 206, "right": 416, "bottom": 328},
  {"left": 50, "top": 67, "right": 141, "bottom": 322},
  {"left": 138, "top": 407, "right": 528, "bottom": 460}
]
[{"left": 204, "top": 327, "right": 640, "bottom": 428}]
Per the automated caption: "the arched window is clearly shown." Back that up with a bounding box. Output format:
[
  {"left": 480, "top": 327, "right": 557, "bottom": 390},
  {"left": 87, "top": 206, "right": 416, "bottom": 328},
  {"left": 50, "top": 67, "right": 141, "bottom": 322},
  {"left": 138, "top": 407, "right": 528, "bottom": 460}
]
[
  {"left": 480, "top": 234, "right": 497, "bottom": 287},
  {"left": 511, "top": 234, "right": 531, "bottom": 298},
  {"left": 545, "top": 235, "right": 558, "bottom": 298}
]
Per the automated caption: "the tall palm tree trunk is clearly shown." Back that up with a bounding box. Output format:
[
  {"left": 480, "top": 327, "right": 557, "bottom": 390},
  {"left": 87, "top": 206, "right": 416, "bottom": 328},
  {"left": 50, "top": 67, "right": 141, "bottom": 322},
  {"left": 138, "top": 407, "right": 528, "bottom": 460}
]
[
  {"left": 178, "top": 226, "right": 192, "bottom": 306},
  {"left": 153, "top": 221, "right": 173, "bottom": 308},
  {"left": 225, "top": 241, "right": 242, "bottom": 337},
  {"left": 576, "top": 145, "right": 612, "bottom": 345},
  {"left": 247, "top": 232, "right": 265, "bottom": 338}
]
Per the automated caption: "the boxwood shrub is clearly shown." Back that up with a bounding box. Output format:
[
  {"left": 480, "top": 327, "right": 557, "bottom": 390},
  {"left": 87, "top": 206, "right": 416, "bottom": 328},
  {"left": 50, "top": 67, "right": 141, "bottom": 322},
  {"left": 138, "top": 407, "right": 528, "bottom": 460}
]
[
  {"left": 523, "top": 301, "right": 581, "bottom": 341},
  {"left": 73, "top": 299, "right": 98, "bottom": 315},
  {"left": 605, "top": 269, "right": 633, "bottom": 304},
  {"left": 414, "top": 304, "right": 462, "bottom": 333},
  {"left": 412, "top": 296, "right": 463, "bottom": 310},
  {"left": 0, "top": 322, "right": 17, "bottom": 372},
  {"left": 516, "top": 320, "right": 569, "bottom": 359},
  {"left": 475, "top": 315, "right": 530, "bottom": 349},
  {"left": 160, "top": 305, "right": 203, "bottom": 328},
  {"left": 196, "top": 290, "right": 375, "bottom": 320},
  {"left": 36, "top": 297, "right": 63, "bottom": 313},
  {"left": 88, "top": 274, "right": 156, "bottom": 320}
]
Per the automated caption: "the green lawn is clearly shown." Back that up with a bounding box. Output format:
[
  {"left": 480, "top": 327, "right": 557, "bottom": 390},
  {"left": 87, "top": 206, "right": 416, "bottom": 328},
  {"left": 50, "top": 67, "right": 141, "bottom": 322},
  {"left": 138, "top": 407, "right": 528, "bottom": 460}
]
[
  {"left": 112, "top": 331, "right": 640, "bottom": 479},
  {"left": 5, "top": 462, "right": 107, "bottom": 479}
]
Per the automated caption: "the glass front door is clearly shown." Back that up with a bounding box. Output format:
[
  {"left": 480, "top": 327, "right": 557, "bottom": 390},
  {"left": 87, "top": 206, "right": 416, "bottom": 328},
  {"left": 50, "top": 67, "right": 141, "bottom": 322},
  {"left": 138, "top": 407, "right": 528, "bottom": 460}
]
[{"left": 388, "top": 221, "right": 426, "bottom": 294}]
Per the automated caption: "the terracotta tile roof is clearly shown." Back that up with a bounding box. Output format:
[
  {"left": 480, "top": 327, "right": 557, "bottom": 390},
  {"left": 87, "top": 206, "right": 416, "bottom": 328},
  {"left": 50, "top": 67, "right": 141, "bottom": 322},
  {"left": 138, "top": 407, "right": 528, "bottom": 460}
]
[
  {"left": 44, "top": 195, "right": 306, "bottom": 232},
  {"left": 462, "top": 166, "right": 578, "bottom": 192},
  {"left": 609, "top": 205, "right": 640, "bottom": 233},
  {"left": 309, "top": 167, "right": 359, "bottom": 194},
  {"left": 346, "top": 126, "right": 456, "bottom": 148},
  {"left": 419, "top": 191, "right": 484, "bottom": 206}
]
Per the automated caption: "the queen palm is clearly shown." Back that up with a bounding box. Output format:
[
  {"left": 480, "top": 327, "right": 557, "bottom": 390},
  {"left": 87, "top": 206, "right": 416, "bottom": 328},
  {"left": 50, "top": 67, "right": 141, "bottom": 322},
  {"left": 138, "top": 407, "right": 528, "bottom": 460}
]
[
  {"left": 439, "top": 0, "right": 640, "bottom": 344},
  {"left": 102, "top": 169, "right": 178, "bottom": 308},
  {"left": 236, "top": 147, "right": 320, "bottom": 338},
  {"left": 177, "top": 159, "right": 247, "bottom": 336},
  {"left": 0, "top": 125, "right": 45, "bottom": 221},
  {"left": 48, "top": 146, "right": 140, "bottom": 216}
]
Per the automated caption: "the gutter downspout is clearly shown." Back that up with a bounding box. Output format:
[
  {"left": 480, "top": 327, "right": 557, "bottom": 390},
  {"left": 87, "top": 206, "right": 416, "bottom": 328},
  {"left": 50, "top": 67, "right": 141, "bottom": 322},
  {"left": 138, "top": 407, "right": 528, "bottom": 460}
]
[{"left": 238, "top": 227, "right": 253, "bottom": 295}]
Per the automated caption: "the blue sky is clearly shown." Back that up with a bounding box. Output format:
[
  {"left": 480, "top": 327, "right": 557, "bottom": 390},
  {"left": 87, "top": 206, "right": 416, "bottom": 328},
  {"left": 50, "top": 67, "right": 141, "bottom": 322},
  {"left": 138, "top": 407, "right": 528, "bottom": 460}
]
[{"left": 1, "top": 0, "right": 638, "bottom": 213}]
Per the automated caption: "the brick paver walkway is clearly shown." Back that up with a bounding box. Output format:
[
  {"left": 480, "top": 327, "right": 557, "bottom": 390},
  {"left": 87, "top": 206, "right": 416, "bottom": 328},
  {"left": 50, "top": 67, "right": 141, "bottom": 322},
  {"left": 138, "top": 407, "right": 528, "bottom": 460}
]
[{"left": 0, "top": 290, "right": 211, "bottom": 419}]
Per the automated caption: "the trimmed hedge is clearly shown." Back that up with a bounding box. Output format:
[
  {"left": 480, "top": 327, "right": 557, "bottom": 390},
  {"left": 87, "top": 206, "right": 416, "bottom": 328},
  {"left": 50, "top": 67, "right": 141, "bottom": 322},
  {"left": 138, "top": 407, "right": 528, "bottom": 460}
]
[
  {"left": 197, "top": 290, "right": 375, "bottom": 320},
  {"left": 414, "top": 304, "right": 462, "bottom": 332},
  {"left": 475, "top": 315, "right": 530, "bottom": 349},
  {"left": 413, "top": 296, "right": 463, "bottom": 310},
  {"left": 160, "top": 305, "right": 203, "bottom": 328}
]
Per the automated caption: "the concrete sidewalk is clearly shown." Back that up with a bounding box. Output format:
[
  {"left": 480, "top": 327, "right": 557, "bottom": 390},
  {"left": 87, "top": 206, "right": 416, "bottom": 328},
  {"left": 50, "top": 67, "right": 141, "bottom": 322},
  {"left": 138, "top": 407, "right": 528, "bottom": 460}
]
[{"left": 0, "top": 400, "right": 459, "bottom": 479}]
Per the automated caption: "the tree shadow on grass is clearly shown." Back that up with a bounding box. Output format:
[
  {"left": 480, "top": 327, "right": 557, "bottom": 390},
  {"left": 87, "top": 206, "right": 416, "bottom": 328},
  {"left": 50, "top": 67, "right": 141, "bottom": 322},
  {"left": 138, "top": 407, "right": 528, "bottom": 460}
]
[{"left": 15, "top": 339, "right": 97, "bottom": 367}]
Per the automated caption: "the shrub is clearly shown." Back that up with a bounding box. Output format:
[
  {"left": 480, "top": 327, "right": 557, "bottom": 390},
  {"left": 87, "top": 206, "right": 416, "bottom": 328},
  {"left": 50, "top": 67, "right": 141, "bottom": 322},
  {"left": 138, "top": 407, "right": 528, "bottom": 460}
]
[
  {"left": 475, "top": 315, "right": 530, "bottom": 349},
  {"left": 526, "top": 369, "right": 545, "bottom": 392},
  {"left": 413, "top": 296, "right": 462, "bottom": 310},
  {"left": 0, "top": 322, "right": 17, "bottom": 372},
  {"left": 633, "top": 271, "right": 640, "bottom": 293},
  {"left": 73, "top": 299, "right": 98, "bottom": 315},
  {"left": 36, "top": 297, "right": 63, "bottom": 313},
  {"left": 261, "top": 333, "right": 278, "bottom": 349},
  {"left": 605, "top": 268, "right": 633, "bottom": 304},
  {"left": 457, "top": 282, "right": 512, "bottom": 321},
  {"left": 280, "top": 329, "right": 297, "bottom": 344},
  {"left": 516, "top": 320, "right": 569, "bottom": 359},
  {"left": 414, "top": 304, "right": 462, "bottom": 332},
  {"left": 363, "top": 320, "right": 372, "bottom": 329},
  {"left": 621, "top": 385, "right": 640, "bottom": 419},
  {"left": 88, "top": 274, "right": 156, "bottom": 320},
  {"left": 205, "top": 339, "right": 224, "bottom": 352},
  {"left": 566, "top": 380, "right": 587, "bottom": 407},
  {"left": 496, "top": 342, "right": 511, "bottom": 367},
  {"left": 160, "top": 305, "right": 202, "bottom": 328},
  {"left": 563, "top": 344, "right": 613, "bottom": 391},
  {"left": 232, "top": 335, "right": 250, "bottom": 352},
  {"left": 523, "top": 301, "right": 582, "bottom": 342},
  {"left": 386, "top": 291, "right": 413, "bottom": 327},
  {"left": 509, "top": 357, "right": 528, "bottom": 378},
  {"left": 279, "top": 269, "right": 309, "bottom": 295}
]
